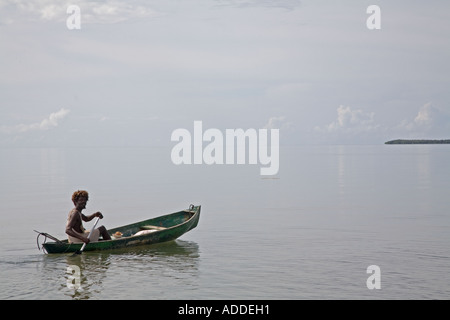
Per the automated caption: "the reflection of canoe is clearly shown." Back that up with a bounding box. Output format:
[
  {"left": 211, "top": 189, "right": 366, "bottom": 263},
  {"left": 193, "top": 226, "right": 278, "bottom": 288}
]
[{"left": 42, "top": 205, "right": 201, "bottom": 254}]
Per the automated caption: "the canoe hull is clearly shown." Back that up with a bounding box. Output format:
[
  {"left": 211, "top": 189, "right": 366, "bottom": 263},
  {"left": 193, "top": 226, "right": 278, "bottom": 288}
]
[{"left": 42, "top": 205, "right": 201, "bottom": 254}]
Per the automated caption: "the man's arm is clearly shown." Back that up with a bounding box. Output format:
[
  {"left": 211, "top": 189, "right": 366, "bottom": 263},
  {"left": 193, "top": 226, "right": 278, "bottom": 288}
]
[{"left": 82, "top": 212, "right": 104, "bottom": 222}]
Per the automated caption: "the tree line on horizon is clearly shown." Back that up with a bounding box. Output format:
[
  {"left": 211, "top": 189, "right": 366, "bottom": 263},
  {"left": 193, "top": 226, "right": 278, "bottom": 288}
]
[{"left": 385, "top": 139, "right": 450, "bottom": 145}]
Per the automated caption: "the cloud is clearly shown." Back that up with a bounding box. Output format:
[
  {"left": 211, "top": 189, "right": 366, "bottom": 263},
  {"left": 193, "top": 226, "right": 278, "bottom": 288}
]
[
  {"left": 398, "top": 102, "right": 436, "bottom": 131},
  {"left": 264, "top": 116, "right": 292, "bottom": 130},
  {"left": 315, "top": 105, "right": 378, "bottom": 134},
  {"left": 215, "top": 0, "right": 301, "bottom": 10},
  {"left": 312, "top": 102, "right": 450, "bottom": 144},
  {"left": 0, "top": 108, "right": 70, "bottom": 134},
  {"left": 0, "top": 0, "right": 160, "bottom": 25},
  {"left": 396, "top": 102, "right": 450, "bottom": 137}
]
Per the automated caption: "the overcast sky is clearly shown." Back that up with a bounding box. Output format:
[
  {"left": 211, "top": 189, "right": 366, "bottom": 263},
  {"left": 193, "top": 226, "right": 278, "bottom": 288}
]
[{"left": 1, "top": 0, "right": 449, "bottom": 147}]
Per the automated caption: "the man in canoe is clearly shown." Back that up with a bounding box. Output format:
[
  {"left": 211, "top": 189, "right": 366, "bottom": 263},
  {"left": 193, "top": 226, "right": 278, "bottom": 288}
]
[{"left": 66, "top": 190, "right": 112, "bottom": 244}]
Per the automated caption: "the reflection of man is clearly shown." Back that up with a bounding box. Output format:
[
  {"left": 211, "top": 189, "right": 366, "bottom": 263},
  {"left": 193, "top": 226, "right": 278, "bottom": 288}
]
[{"left": 65, "top": 190, "right": 111, "bottom": 244}]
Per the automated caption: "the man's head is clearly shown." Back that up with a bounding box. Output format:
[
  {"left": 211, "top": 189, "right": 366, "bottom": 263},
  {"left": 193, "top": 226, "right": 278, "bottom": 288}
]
[{"left": 72, "top": 190, "right": 89, "bottom": 210}]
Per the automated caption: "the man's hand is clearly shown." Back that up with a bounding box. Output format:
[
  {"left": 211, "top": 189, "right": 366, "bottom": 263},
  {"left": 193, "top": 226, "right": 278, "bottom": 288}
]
[
  {"left": 83, "top": 237, "right": 90, "bottom": 244},
  {"left": 95, "top": 212, "right": 104, "bottom": 219}
]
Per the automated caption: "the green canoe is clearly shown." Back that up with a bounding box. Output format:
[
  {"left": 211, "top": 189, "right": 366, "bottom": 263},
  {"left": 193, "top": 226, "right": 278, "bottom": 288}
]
[{"left": 39, "top": 205, "right": 201, "bottom": 254}]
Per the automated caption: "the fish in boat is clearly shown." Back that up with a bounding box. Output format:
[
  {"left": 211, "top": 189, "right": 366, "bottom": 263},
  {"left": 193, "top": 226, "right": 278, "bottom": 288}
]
[{"left": 35, "top": 205, "right": 200, "bottom": 254}]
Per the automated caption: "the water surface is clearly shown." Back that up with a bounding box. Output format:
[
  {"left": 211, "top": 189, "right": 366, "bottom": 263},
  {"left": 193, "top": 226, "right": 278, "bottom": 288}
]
[{"left": 1, "top": 145, "right": 449, "bottom": 299}]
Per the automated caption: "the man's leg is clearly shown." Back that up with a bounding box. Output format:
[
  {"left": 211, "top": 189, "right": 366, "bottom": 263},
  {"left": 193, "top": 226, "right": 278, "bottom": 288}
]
[{"left": 98, "top": 226, "right": 112, "bottom": 240}]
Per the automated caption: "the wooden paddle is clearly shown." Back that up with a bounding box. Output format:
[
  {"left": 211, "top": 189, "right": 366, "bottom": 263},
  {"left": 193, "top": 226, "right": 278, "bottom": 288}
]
[{"left": 72, "top": 217, "right": 100, "bottom": 255}]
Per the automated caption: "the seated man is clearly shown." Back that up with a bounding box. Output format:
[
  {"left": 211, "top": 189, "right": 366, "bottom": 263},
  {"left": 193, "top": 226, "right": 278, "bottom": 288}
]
[{"left": 66, "top": 190, "right": 112, "bottom": 244}]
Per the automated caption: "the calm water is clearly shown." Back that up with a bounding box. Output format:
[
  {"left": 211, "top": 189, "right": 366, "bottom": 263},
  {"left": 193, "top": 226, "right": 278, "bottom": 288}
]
[{"left": 0, "top": 145, "right": 449, "bottom": 299}]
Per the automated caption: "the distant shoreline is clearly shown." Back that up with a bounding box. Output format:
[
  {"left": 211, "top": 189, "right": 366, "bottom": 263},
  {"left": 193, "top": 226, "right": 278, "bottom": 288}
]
[{"left": 385, "top": 139, "right": 450, "bottom": 145}]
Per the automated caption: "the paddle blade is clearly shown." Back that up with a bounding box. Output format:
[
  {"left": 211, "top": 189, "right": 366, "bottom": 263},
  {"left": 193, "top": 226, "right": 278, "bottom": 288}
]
[{"left": 71, "top": 242, "right": 87, "bottom": 256}]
